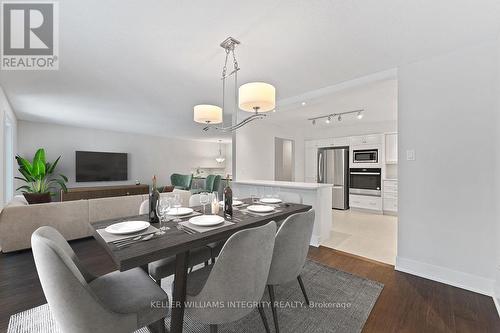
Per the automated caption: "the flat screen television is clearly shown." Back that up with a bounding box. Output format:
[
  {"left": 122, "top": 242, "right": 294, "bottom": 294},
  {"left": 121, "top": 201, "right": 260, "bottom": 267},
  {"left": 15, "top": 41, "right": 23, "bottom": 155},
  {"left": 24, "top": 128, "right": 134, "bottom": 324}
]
[{"left": 75, "top": 151, "right": 128, "bottom": 182}]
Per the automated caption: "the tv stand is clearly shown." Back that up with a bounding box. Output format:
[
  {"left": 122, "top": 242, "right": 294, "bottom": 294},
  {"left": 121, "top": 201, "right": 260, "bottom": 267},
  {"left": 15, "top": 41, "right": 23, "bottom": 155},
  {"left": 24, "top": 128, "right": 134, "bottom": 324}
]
[{"left": 61, "top": 184, "right": 149, "bottom": 201}]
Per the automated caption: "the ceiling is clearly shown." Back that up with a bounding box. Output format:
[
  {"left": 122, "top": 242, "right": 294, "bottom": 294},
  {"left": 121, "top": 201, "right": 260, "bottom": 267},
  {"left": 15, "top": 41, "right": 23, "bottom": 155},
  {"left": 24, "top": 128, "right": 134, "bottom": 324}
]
[{"left": 1, "top": 0, "right": 499, "bottom": 140}]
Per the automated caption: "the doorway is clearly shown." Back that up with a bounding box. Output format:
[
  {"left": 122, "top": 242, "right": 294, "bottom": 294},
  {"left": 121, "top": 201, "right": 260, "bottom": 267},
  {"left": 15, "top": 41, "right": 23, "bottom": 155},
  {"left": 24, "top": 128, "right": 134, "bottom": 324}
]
[{"left": 274, "top": 137, "right": 295, "bottom": 181}]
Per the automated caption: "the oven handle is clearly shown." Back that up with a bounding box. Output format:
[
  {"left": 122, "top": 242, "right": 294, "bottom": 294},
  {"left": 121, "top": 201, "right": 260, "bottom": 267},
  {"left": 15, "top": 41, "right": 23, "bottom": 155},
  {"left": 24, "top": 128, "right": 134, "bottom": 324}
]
[{"left": 350, "top": 172, "right": 381, "bottom": 175}]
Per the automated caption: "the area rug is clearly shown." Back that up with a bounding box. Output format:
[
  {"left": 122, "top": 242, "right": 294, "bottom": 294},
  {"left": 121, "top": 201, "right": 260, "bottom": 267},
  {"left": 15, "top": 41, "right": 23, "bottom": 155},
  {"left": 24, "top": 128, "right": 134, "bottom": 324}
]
[{"left": 8, "top": 260, "right": 383, "bottom": 333}]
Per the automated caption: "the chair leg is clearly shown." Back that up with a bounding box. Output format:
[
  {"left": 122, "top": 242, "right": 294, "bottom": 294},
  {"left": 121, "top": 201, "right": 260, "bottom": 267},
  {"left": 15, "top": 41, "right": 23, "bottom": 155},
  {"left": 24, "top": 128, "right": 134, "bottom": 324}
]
[
  {"left": 257, "top": 302, "right": 271, "bottom": 333},
  {"left": 297, "top": 275, "right": 310, "bottom": 306},
  {"left": 148, "top": 318, "right": 166, "bottom": 333},
  {"left": 209, "top": 324, "right": 218, "bottom": 333},
  {"left": 268, "top": 285, "right": 279, "bottom": 333},
  {"left": 211, "top": 257, "right": 215, "bottom": 265},
  {"left": 204, "top": 261, "right": 209, "bottom": 266}
]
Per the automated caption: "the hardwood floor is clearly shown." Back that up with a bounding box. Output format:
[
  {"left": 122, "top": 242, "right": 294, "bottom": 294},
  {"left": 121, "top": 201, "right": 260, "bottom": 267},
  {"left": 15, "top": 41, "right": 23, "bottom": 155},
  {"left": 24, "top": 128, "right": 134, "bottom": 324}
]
[{"left": 1, "top": 239, "right": 499, "bottom": 332}]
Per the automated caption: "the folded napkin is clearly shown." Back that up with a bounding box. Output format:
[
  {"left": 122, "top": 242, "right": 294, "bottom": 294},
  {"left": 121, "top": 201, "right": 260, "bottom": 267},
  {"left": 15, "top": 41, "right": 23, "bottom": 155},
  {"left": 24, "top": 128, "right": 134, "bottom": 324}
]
[
  {"left": 96, "top": 225, "right": 160, "bottom": 243},
  {"left": 179, "top": 220, "right": 234, "bottom": 233}
]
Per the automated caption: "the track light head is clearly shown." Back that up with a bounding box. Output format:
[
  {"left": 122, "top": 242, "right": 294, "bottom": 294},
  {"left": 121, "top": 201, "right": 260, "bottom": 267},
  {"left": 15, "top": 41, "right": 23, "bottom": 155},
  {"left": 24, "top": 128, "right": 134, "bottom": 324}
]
[
  {"left": 357, "top": 111, "right": 363, "bottom": 119},
  {"left": 338, "top": 115, "right": 342, "bottom": 121},
  {"left": 326, "top": 116, "right": 331, "bottom": 124},
  {"left": 312, "top": 119, "right": 316, "bottom": 125}
]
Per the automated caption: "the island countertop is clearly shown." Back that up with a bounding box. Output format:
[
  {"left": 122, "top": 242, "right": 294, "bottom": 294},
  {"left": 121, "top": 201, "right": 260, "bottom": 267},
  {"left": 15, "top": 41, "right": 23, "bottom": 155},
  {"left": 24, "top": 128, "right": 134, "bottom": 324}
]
[{"left": 232, "top": 179, "right": 332, "bottom": 190}]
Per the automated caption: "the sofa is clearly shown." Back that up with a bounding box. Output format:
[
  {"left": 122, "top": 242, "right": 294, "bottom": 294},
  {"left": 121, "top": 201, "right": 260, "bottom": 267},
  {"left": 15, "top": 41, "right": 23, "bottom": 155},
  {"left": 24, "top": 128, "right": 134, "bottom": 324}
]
[{"left": 0, "top": 189, "right": 191, "bottom": 253}]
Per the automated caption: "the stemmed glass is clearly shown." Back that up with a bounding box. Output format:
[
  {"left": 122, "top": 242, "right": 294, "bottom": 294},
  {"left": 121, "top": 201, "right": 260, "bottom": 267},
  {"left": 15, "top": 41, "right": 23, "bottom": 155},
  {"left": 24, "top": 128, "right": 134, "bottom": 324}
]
[
  {"left": 156, "top": 198, "right": 171, "bottom": 233},
  {"left": 199, "top": 192, "right": 209, "bottom": 215},
  {"left": 172, "top": 193, "right": 182, "bottom": 222}
]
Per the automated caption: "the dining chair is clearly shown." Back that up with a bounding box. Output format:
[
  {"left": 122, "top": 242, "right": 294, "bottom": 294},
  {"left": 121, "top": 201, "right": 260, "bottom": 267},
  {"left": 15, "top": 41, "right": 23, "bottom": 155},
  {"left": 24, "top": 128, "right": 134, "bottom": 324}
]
[
  {"left": 188, "top": 193, "right": 201, "bottom": 207},
  {"left": 31, "top": 226, "right": 169, "bottom": 333},
  {"left": 139, "top": 199, "right": 149, "bottom": 215},
  {"left": 191, "top": 174, "right": 222, "bottom": 194},
  {"left": 170, "top": 173, "right": 193, "bottom": 190},
  {"left": 266, "top": 209, "right": 315, "bottom": 333},
  {"left": 184, "top": 221, "right": 277, "bottom": 333}
]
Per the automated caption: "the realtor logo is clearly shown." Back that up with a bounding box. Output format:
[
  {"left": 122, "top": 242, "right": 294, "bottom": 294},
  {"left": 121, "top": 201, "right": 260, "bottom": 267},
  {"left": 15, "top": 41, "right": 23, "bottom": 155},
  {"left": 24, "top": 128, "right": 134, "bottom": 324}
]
[{"left": 1, "top": 1, "right": 58, "bottom": 70}]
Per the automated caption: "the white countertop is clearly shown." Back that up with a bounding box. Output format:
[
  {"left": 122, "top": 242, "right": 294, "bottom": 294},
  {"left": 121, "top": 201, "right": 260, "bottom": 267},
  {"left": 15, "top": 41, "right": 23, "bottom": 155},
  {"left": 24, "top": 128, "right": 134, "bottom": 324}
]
[{"left": 233, "top": 180, "right": 333, "bottom": 190}]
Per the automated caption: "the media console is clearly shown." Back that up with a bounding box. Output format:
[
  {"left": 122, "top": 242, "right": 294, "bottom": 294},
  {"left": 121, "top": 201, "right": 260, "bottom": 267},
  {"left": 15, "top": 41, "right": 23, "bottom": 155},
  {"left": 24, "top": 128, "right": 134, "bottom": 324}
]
[{"left": 60, "top": 184, "right": 149, "bottom": 201}]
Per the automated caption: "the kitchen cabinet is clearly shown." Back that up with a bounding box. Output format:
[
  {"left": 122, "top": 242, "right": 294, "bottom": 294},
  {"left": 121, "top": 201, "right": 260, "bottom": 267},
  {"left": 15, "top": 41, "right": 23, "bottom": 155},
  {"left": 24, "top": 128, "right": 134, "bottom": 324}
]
[
  {"left": 349, "top": 194, "right": 382, "bottom": 211},
  {"left": 383, "top": 179, "right": 398, "bottom": 214},
  {"left": 350, "top": 134, "right": 383, "bottom": 146},
  {"left": 305, "top": 145, "right": 318, "bottom": 182},
  {"left": 385, "top": 133, "right": 398, "bottom": 164}
]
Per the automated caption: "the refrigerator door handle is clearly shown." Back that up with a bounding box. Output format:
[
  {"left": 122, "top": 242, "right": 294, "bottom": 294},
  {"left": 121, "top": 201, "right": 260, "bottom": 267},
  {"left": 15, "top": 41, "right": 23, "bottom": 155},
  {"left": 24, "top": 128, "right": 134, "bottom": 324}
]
[{"left": 317, "top": 151, "right": 323, "bottom": 183}]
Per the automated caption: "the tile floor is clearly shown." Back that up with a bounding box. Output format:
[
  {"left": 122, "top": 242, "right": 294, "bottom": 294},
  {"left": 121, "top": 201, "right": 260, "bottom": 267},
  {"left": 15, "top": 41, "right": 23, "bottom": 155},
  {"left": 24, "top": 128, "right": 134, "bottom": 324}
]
[{"left": 322, "top": 209, "right": 398, "bottom": 265}]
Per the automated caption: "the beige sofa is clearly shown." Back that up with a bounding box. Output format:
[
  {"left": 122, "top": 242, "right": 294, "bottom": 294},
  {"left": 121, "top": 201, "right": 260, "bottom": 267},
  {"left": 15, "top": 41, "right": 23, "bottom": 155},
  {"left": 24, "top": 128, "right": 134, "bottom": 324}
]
[{"left": 0, "top": 190, "right": 191, "bottom": 253}]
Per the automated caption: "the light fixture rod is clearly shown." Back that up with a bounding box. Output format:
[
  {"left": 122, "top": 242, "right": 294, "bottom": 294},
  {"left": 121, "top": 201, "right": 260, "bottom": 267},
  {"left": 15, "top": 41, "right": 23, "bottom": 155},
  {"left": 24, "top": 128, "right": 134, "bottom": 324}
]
[
  {"left": 307, "top": 109, "right": 364, "bottom": 121},
  {"left": 203, "top": 113, "right": 266, "bottom": 132}
]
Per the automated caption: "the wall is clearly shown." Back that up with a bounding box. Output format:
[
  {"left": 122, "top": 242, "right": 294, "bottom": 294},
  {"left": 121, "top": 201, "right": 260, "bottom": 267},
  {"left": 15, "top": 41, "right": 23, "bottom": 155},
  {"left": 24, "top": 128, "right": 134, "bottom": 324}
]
[
  {"left": 302, "top": 120, "right": 397, "bottom": 140},
  {"left": 397, "top": 41, "right": 498, "bottom": 295},
  {"left": 495, "top": 37, "right": 500, "bottom": 313},
  {"left": 17, "top": 121, "right": 230, "bottom": 189},
  {"left": 235, "top": 120, "right": 304, "bottom": 182},
  {"left": 0, "top": 87, "right": 17, "bottom": 207}
]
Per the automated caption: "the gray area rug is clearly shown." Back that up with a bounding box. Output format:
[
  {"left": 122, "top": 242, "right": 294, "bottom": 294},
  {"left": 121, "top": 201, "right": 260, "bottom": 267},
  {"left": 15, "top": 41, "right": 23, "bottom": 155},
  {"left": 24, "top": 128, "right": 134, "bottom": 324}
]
[{"left": 8, "top": 260, "right": 383, "bottom": 333}]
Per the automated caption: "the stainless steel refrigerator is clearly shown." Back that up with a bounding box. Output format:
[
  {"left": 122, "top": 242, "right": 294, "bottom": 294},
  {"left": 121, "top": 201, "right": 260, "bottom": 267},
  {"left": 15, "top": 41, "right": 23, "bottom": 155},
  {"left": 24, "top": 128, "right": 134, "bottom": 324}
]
[{"left": 317, "top": 147, "right": 349, "bottom": 210}]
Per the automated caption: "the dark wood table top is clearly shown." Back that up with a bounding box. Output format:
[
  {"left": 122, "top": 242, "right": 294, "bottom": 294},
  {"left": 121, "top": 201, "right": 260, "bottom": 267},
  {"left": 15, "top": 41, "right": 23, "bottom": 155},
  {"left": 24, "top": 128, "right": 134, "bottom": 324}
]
[{"left": 91, "top": 199, "right": 312, "bottom": 271}]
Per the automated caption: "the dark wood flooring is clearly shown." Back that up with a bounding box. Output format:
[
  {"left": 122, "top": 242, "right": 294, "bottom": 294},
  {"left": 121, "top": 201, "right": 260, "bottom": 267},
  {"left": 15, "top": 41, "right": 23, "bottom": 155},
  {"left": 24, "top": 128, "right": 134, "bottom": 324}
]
[{"left": 1, "top": 239, "right": 499, "bottom": 332}]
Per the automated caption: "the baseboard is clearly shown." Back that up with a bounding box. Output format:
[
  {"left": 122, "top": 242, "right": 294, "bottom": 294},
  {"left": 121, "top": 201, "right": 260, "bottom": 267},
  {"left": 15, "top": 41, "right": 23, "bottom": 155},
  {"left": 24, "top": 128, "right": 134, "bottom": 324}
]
[{"left": 395, "top": 256, "right": 494, "bottom": 296}]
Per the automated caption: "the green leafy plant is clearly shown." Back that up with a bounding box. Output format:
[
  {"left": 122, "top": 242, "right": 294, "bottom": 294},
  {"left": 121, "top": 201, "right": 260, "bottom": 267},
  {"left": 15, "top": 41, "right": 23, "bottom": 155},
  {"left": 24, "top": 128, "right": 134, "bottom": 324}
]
[{"left": 15, "top": 148, "right": 68, "bottom": 195}]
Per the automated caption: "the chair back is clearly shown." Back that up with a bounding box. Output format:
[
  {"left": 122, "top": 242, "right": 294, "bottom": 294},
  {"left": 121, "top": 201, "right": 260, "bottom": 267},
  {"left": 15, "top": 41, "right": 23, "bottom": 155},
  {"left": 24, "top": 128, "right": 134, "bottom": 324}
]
[
  {"left": 139, "top": 199, "right": 149, "bottom": 215},
  {"left": 190, "top": 221, "right": 276, "bottom": 324},
  {"left": 205, "top": 175, "right": 221, "bottom": 192},
  {"left": 170, "top": 173, "right": 193, "bottom": 190},
  {"left": 31, "top": 226, "right": 134, "bottom": 332},
  {"left": 267, "top": 210, "right": 315, "bottom": 285},
  {"left": 189, "top": 194, "right": 201, "bottom": 207}
]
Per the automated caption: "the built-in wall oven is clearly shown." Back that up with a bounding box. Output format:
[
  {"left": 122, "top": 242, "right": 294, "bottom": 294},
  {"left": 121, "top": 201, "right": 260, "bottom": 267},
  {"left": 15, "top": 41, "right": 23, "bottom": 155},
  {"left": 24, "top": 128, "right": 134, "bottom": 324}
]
[
  {"left": 349, "top": 168, "right": 381, "bottom": 196},
  {"left": 352, "top": 149, "right": 378, "bottom": 164}
]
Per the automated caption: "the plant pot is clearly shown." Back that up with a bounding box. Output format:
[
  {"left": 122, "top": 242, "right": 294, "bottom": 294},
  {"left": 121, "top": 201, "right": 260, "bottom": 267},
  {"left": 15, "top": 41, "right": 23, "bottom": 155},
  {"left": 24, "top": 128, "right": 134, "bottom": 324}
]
[{"left": 23, "top": 193, "right": 52, "bottom": 204}]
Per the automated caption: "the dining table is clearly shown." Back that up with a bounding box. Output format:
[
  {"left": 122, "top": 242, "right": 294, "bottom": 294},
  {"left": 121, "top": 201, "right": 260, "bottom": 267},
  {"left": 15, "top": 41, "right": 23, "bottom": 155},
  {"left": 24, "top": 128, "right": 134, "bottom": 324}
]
[{"left": 90, "top": 198, "right": 312, "bottom": 333}]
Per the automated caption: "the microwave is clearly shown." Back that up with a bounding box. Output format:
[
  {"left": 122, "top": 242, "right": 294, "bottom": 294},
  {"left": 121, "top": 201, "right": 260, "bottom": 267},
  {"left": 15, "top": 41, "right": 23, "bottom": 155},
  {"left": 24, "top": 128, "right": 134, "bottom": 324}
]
[{"left": 353, "top": 149, "right": 378, "bottom": 164}]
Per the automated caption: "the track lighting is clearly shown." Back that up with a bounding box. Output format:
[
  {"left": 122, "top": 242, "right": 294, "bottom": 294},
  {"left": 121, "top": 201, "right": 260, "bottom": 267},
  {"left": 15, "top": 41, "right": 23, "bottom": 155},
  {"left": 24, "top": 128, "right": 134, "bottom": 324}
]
[{"left": 307, "top": 109, "right": 364, "bottom": 125}]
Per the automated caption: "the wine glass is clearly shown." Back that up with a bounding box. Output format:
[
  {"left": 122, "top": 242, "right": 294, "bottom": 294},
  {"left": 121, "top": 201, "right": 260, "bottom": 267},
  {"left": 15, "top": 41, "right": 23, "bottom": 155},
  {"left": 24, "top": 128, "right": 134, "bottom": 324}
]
[
  {"left": 199, "top": 192, "right": 209, "bottom": 215},
  {"left": 211, "top": 191, "right": 219, "bottom": 214},
  {"left": 156, "top": 198, "right": 170, "bottom": 233},
  {"left": 172, "top": 193, "right": 182, "bottom": 222}
]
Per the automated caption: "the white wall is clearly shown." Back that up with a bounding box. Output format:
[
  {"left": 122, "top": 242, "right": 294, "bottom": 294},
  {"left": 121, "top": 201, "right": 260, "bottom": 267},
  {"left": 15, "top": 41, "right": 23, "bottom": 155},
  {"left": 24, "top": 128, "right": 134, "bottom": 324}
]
[
  {"left": 495, "top": 38, "right": 500, "bottom": 313},
  {"left": 397, "top": 41, "right": 498, "bottom": 295},
  {"left": 303, "top": 120, "right": 397, "bottom": 140},
  {"left": 17, "top": 121, "right": 230, "bottom": 189},
  {"left": 235, "top": 120, "right": 304, "bottom": 182},
  {"left": 0, "top": 87, "right": 17, "bottom": 207}
]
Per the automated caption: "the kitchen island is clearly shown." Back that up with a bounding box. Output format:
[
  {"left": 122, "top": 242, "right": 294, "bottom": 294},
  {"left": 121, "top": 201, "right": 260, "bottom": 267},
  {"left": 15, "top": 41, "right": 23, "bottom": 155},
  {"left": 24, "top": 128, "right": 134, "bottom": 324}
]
[{"left": 232, "top": 180, "right": 332, "bottom": 246}]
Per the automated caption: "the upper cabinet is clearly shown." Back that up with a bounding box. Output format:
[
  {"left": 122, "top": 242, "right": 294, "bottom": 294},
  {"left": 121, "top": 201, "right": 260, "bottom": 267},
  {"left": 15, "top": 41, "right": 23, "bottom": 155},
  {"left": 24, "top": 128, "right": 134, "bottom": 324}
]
[
  {"left": 385, "top": 133, "right": 398, "bottom": 164},
  {"left": 350, "top": 134, "right": 383, "bottom": 146}
]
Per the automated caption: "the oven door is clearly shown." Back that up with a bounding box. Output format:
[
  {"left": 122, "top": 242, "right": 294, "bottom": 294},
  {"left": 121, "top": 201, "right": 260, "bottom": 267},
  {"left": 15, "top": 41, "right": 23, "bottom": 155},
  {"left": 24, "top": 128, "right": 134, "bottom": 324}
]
[
  {"left": 349, "top": 169, "right": 381, "bottom": 196},
  {"left": 353, "top": 149, "right": 378, "bottom": 163}
]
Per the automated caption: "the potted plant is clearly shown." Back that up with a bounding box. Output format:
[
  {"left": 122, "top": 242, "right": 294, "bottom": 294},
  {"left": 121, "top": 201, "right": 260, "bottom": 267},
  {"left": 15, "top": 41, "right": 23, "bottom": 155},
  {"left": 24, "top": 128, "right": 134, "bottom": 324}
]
[{"left": 15, "top": 148, "right": 68, "bottom": 204}]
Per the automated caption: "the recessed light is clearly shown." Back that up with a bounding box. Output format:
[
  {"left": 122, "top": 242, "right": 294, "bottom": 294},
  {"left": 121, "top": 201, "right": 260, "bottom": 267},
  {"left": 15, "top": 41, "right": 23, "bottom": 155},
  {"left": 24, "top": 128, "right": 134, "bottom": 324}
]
[{"left": 301, "top": 102, "right": 307, "bottom": 106}]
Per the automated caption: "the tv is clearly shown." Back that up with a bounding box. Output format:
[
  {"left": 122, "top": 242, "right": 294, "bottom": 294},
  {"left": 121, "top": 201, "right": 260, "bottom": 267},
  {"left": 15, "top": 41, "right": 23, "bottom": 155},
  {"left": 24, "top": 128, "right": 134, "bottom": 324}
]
[{"left": 75, "top": 151, "right": 128, "bottom": 182}]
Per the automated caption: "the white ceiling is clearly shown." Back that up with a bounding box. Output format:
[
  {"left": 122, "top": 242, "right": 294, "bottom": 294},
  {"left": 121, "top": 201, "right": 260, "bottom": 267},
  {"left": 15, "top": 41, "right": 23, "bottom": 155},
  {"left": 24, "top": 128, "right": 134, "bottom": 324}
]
[{"left": 1, "top": 0, "right": 499, "bottom": 140}]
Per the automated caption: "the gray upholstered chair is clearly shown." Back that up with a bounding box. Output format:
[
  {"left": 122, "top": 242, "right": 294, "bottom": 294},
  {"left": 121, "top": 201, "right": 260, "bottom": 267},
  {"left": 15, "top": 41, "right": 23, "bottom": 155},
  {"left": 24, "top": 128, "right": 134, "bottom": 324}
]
[
  {"left": 266, "top": 209, "right": 315, "bottom": 333},
  {"left": 31, "top": 226, "right": 169, "bottom": 333},
  {"left": 184, "top": 221, "right": 277, "bottom": 333}
]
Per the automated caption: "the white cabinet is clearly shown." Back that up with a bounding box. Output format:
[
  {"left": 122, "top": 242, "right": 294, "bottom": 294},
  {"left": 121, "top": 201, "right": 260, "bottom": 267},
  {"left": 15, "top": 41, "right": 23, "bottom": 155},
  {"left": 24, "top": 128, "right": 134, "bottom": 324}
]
[
  {"left": 383, "top": 180, "right": 398, "bottom": 214},
  {"left": 333, "top": 137, "right": 350, "bottom": 147},
  {"left": 385, "top": 133, "right": 398, "bottom": 164},
  {"left": 349, "top": 194, "right": 382, "bottom": 211},
  {"left": 304, "top": 145, "right": 318, "bottom": 182},
  {"left": 350, "top": 134, "right": 383, "bottom": 146}
]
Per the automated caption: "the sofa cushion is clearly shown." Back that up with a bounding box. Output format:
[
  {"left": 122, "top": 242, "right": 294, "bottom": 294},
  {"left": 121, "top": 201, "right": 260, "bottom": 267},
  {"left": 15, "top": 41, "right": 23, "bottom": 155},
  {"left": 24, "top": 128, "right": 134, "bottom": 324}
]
[
  {"left": 0, "top": 200, "right": 91, "bottom": 252},
  {"left": 88, "top": 195, "right": 144, "bottom": 224}
]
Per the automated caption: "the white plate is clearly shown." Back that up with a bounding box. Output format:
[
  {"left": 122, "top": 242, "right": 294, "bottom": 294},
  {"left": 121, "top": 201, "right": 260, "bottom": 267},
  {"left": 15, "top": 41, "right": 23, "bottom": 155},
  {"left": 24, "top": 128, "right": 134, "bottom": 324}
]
[
  {"left": 105, "top": 221, "right": 150, "bottom": 235},
  {"left": 166, "top": 207, "right": 194, "bottom": 216},
  {"left": 189, "top": 215, "right": 225, "bottom": 227},
  {"left": 247, "top": 205, "right": 275, "bottom": 213},
  {"left": 260, "top": 198, "right": 282, "bottom": 204},
  {"left": 219, "top": 200, "right": 244, "bottom": 206}
]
